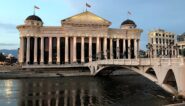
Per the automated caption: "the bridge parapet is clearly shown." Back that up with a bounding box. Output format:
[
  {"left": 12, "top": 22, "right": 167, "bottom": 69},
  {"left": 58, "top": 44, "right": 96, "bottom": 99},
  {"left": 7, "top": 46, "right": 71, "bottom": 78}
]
[{"left": 85, "top": 57, "right": 185, "bottom": 68}]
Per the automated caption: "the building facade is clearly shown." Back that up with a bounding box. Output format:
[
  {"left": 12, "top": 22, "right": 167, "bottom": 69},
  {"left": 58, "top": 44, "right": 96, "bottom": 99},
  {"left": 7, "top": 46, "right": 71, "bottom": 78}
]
[
  {"left": 177, "top": 32, "right": 185, "bottom": 42},
  {"left": 176, "top": 33, "right": 185, "bottom": 56},
  {"left": 17, "top": 11, "right": 142, "bottom": 66},
  {"left": 148, "top": 29, "right": 176, "bottom": 58}
]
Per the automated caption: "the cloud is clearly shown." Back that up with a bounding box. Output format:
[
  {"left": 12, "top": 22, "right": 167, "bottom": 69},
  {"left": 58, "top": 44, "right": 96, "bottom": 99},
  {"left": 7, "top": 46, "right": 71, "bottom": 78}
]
[
  {"left": 0, "top": 22, "right": 17, "bottom": 33},
  {"left": 0, "top": 43, "right": 18, "bottom": 46}
]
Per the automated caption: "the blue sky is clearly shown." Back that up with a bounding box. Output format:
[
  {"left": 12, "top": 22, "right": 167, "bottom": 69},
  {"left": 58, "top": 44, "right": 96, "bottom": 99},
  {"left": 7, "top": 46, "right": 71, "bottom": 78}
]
[{"left": 0, "top": 0, "right": 185, "bottom": 50}]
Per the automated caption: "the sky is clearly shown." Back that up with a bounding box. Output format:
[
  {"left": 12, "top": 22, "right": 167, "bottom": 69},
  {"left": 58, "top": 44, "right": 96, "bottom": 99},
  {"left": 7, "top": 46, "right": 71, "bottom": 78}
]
[{"left": 0, "top": 0, "right": 185, "bottom": 50}]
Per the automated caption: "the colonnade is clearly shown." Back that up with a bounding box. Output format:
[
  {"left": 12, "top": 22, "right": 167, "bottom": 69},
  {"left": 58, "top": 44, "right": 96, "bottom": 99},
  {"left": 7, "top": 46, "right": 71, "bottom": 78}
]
[{"left": 19, "top": 36, "right": 140, "bottom": 65}]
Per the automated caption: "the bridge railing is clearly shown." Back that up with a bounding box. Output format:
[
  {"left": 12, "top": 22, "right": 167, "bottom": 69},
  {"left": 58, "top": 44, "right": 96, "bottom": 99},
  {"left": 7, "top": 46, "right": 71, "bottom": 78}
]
[{"left": 90, "top": 57, "right": 185, "bottom": 66}]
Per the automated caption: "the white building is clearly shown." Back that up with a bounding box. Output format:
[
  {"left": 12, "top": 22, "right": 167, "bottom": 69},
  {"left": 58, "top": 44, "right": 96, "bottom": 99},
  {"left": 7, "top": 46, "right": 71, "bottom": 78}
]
[
  {"left": 148, "top": 29, "right": 176, "bottom": 58},
  {"left": 17, "top": 11, "right": 142, "bottom": 66}
]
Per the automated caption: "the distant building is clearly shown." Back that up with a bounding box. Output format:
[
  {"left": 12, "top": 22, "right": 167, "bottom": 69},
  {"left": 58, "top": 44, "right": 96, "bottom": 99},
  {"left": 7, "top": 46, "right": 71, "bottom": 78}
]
[
  {"left": 177, "top": 32, "right": 185, "bottom": 42},
  {"left": 0, "top": 53, "right": 17, "bottom": 65},
  {"left": 148, "top": 29, "right": 176, "bottom": 58},
  {"left": 176, "top": 33, "right": 185, "bottom": 56}
]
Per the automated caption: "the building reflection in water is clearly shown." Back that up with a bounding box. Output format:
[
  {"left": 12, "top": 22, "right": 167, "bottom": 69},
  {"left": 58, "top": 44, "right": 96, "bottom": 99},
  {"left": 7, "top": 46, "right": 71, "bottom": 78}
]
[
  {"left": 4, "top": 80, "right": 13, "bottom": 98},
  {"left": 18, "top": 77, "right": 102, "bottom": 106}
]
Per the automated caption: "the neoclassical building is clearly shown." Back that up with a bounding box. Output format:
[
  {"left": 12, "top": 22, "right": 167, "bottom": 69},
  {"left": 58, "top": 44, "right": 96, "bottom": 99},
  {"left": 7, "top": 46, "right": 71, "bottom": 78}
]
[
  {"left": 17, "top": 11, "right": 142, "bottom": 66},
  {"left": 148, "top": 29, "right": 176, "bottom": 58}
]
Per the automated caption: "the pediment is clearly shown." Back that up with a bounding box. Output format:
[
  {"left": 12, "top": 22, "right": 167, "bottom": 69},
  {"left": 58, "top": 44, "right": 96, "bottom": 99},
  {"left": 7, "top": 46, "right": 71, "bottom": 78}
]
[{"left": 62, "top": 11, "right": 111, "bottom": 26}]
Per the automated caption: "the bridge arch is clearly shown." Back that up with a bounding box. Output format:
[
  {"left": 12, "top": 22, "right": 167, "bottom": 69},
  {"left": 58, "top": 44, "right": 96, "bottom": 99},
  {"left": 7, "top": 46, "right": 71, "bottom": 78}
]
[
  {"left": 94, "top": 66, "right": 132, "bottom": 76},
  {"left": 162, "top": 69, "right": 178, "bottom": 94},
  {"left": 145, "top": 68, "right": 158, "bottom": 80}
]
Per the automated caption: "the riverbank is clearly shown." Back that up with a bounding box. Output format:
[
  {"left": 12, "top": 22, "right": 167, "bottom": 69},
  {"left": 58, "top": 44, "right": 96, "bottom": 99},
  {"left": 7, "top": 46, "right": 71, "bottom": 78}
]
[
  {"left": 0, "top": 65, "right": 92, "bottom": 78},
  {"left": 0, "top": 65, "right": 22, "bottom": 72},
  {"left": 0, "top": 65, "right": 139, "bottom": 78}
]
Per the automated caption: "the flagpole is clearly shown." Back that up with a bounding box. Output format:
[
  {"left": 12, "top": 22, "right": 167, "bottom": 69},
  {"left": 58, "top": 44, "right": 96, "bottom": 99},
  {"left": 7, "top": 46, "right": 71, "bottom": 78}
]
[
  {"left": 86, "top": 2, "right": 87, "bottom": 12},
  {"left": 33, "top": 6, "right": 35, "bottom": 15}
]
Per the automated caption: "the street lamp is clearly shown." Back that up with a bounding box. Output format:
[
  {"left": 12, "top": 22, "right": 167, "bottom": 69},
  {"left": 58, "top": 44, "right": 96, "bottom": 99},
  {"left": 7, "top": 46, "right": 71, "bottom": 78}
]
[
  {"left": 173, "top": 44, "right": 179, "bottom": 58},
  {"left": 168, "top": 41, "right": 174, "bottom": 58},
  {"left": 146, "top": 43, "right": 153, "bottom": 58}
]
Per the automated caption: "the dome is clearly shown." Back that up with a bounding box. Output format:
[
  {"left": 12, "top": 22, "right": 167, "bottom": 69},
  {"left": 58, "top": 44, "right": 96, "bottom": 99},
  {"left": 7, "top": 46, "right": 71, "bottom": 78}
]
[
  {"left": 120, "top": 19, "right": 137, "bottom": 29},
  {"left": 26, "top": 15, "right": 42, "bottom": 22},
  {"left": 121, "top": 19, "right": 136, "bottom": 26}
]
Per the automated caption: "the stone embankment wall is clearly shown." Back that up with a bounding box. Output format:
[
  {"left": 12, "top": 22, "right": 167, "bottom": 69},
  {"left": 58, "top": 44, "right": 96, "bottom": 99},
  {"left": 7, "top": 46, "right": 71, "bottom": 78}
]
[{"left": 0, "top": 65, "right": 22, "bottom": 72}]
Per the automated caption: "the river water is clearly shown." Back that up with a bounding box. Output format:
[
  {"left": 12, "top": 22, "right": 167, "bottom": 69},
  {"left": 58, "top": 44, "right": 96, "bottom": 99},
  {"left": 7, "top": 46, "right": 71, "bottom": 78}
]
[{"left": 0, "top": 74, "right": 175, "bottom": 106}]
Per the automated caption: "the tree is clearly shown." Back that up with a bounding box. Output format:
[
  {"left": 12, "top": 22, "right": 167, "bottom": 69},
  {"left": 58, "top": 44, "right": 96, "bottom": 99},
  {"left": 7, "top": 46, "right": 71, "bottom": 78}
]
[{"left": 0, "top": 53, "right": 6, "bottom": 61}]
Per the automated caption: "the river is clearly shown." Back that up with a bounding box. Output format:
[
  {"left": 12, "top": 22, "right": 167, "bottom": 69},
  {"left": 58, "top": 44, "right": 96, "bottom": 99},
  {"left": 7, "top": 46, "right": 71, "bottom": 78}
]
[{"left": 0, "top": 74, "right": 176, "bottom": 106}]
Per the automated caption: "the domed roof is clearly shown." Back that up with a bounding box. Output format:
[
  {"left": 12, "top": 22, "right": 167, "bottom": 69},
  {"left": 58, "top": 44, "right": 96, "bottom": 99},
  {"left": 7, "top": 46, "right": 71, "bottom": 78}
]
[
  {"left": 25, "top": 15, "right": 42, "bottom": 22},
  {"left": 121, "top": 19, "right": 136, "bottom": 26}
]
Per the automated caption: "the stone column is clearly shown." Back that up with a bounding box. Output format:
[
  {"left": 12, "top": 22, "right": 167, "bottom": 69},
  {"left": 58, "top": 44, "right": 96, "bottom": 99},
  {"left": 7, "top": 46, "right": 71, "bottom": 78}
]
[
  {"left": 34, "top": 37, "right": 38, "bottom": 64},
  {"left": 154, "top": 46, "right": 157, "bottom": 58},
  {"left": 96, "top": 37, "right": 100, "bottom": 60},
  {"left": 81, "top": 37, "right": 85, "bottom": 63},
  {"left": 65, "top": 37, "right": 69, "bottom": 63},
  {"left": 177, "top": 47, "right": 179, "bottom": 57},
  {"left": 171, "top": 45, "right": 174, "bottom": 57},
  {"left": 49, "top": 37, "right": 52, "bottom": 64},
  {"left": 123, "top": 39, "right": 125, "bottom": 58},
  {"left": 26, "top": 37, "right": 30, "bottom": 64},
  {"left": 128, "top": 39, "right": 131, "bottom": 59},
  {"left": 40, "top": 37, "right": 44, "bottom": 64},
  {"left": 57, "top": 37, "right": 60, "bottom": 64},
  {"left": 89, "top": 37, "right": 92, "bottom": 62},
  {"left": 19, "top": 37, "right": 24, "bottom": 64},
  {"left": 138, "top": 39, "right": 140, "bottom": 55},
  {"left": 162, "top": 46, "right": 164, "bottom": 56},
  {"left": 134, "top": 39, "right": 138, "bottom": 59},
  {"left": 110, "top": 38, "right": 113, "bottom": 59},
  {"left": 104, "top": 37, "right": 107, "bottom": 59},
  {"left": 174, "top": 48, "right": 177, "bottom": 57},
  {"left": 116, "top": 39, "right": 120, "bottom": 59},
  {"left": 73, "top": 36, "right": 77, "bottom": 63}
]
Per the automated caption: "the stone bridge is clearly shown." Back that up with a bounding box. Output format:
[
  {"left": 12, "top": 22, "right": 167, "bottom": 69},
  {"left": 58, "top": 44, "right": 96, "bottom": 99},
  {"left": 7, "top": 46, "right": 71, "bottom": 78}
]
[{"left": 85, "top": 58, "right": 185, "bottom": 97}]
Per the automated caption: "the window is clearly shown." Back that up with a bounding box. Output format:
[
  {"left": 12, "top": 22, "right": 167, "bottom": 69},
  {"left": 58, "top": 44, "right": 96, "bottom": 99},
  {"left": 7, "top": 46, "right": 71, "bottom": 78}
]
[
  {"left": 163, "top": 34, "right": 165, "bottom": 37},
  {"left": 159, "top": 38, "right": 161, "bottom": 44},
  {"left": 156, "top": 33, "right": 158, "bottom": 36},
  {"left": 31, "top": 21, "right": 34, "bottom": 25},
  {"left": 156, "top": 38, "right": 158, "bottom": 43},
  {"left": 163, "top": 39, "right": 165, "bottom": 44}
]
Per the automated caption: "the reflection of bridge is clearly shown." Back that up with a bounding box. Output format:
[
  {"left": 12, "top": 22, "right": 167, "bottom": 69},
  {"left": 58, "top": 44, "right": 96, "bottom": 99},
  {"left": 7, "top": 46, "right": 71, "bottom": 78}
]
[{"left": 85, "top": 58, "right": 185, "bottom": 97}]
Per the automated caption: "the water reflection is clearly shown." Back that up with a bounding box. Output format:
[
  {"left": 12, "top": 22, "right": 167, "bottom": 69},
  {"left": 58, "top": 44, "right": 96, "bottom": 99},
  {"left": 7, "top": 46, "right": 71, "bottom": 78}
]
[
  {"left": 4, "top": 80, "right": 13, "bottom": 98},
  {"left": 0, "top": 75, "right": 175, "bottom": 106},
  {"left": 19, "top": 77, "right": 102, "bottom": 106}
]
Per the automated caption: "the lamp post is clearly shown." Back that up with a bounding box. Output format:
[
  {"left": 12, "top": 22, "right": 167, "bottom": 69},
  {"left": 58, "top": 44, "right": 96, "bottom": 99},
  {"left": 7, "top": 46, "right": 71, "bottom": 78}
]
[
  {"left": 173, "top": 44, "right": 179, "bottom": 58},
  {"left": 146, "top": 43, "right": 153, "bottom": 58},
  {"left": 168, "top": 41, "right": 174, "bottom": 58}
]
